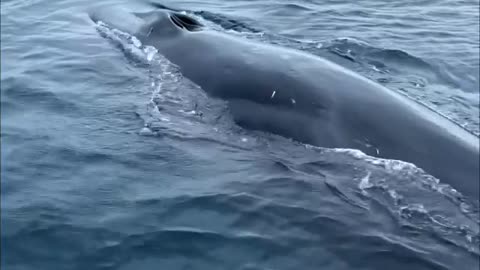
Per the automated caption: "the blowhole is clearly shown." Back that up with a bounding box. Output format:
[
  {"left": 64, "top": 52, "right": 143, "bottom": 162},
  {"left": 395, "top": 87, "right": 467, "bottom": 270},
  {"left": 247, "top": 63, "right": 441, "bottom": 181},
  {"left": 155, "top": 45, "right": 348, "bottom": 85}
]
[{"left": 170, "top": 13, "right": 203, "bottom": 31}]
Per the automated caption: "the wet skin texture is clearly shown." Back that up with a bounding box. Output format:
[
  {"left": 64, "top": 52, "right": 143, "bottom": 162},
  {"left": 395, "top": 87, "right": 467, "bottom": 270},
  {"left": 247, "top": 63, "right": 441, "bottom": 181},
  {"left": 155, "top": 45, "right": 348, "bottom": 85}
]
[{"left": 89, "top": 6, "right": 480, "bottom": 204}]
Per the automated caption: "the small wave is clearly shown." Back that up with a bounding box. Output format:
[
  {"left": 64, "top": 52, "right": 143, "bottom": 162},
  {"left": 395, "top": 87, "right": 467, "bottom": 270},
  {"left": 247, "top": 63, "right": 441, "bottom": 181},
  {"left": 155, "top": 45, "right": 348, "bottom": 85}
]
[
  {"left": 264, "top": 3, "right": 314, "bottom": 17},
  {"left": 322, "top": 37, "right": 432, "bottom": 70},
  {"left": 1, "top": 77, "right": 80, "bottom": 115},
  {"left": 280, "top": 3, "right": 312, "bottom": 11},
  {"left": 329, "top": 148, "right": 479, "bottom": 253},
  {"left": 3, "top": 221, "right": 290, "bottom": 269}
]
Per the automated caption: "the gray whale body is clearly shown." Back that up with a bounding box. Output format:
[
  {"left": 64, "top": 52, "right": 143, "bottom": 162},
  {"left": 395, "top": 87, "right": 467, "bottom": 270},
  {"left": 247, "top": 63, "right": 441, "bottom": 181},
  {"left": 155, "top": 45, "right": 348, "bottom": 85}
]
[{"left": 89, "top": 6, "right": 480, "bottom": 203}]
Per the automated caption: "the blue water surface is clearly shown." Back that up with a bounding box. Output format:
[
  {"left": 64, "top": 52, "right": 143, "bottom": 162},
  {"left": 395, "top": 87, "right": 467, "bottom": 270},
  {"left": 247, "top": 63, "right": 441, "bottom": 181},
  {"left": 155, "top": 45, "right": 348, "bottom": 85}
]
[{"left": 1, "top": 0, "right": 479, "bottom": 269}]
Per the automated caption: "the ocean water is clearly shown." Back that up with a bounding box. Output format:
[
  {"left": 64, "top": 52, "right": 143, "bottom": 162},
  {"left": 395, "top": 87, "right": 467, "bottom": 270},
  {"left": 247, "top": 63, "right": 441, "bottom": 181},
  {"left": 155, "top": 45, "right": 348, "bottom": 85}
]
[{"left": 1, "top": 0, "right": 479, "bottom": 269}]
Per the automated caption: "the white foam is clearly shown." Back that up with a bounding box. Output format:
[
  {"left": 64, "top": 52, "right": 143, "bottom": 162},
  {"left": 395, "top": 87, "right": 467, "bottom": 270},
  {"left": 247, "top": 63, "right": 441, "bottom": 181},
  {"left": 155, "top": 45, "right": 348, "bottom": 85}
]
[
  {"left": 139, "top": 127, "right": 154, "bottom": 136},
  {"left": 358, "top": 171, "right": 372, "bottom": 192},
  {"left": 144, "top": 46, "right": 158, "bottom": 62},
  {"left": 95, "top": 21, "right": 157, "bottom": 63},
  {"left": 332, "top": 148, "right": 419, "bottom": 173}
]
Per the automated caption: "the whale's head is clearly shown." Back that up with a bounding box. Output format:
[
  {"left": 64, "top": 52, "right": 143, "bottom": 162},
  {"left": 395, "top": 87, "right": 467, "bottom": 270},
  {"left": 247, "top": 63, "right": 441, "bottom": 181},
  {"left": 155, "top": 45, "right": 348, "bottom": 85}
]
[{"left": 89, "top": 6, "right": 203, "bottom": 41}]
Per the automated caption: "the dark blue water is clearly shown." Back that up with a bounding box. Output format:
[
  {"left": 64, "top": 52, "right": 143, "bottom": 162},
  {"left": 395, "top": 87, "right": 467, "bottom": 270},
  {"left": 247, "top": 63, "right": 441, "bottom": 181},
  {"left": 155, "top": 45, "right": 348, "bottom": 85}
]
[{"left": 1, "top": 0, "right": 479, "bottom": 269}]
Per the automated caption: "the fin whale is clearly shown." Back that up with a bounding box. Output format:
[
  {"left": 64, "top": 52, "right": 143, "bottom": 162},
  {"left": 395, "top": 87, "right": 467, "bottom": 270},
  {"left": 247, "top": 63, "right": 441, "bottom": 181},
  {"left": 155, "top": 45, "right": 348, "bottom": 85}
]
[{"left": 89, "top": 6, "right": 480, "bottom": 204}]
